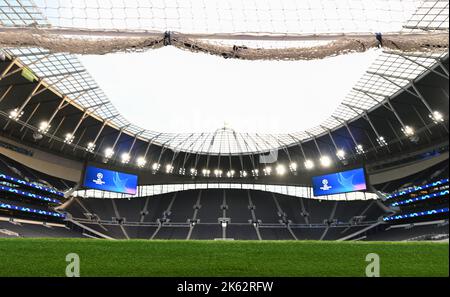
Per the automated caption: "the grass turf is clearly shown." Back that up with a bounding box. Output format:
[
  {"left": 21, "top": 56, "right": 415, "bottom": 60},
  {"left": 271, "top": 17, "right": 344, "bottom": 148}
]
[{"left": 0, "top": 238, "right": 447, "bottom": 277}]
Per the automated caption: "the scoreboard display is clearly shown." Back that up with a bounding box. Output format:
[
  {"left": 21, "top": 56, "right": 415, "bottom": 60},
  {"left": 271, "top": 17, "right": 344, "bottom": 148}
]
[
  {"left": 312, "top": 168, "right": 367, "bottom": 197},
  {"left": 83, "top": 165, "right": 138, "bottom": 195}
]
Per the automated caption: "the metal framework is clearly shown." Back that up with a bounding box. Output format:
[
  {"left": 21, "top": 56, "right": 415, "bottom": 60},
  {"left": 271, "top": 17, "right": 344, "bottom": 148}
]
[{"left": 0, "top": 0, "right": 448, "bottom": 157}]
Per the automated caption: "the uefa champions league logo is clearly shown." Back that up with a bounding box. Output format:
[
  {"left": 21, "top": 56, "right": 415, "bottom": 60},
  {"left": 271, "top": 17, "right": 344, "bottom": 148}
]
[
  {"left": 320, "top": 179, "right": 332, "bottom": 191},
  {"left": 93, "top": 172, "right": 105, "bottom": 185}
]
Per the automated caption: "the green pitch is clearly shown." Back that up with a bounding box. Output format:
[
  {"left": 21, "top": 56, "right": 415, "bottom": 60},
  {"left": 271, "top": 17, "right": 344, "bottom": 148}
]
[{"left": 0, "top": 239, "right": 447, "bottom": 277}]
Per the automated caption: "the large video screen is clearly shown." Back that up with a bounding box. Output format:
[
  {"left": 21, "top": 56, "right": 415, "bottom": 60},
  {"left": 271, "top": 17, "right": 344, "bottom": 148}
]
[
  {"left": 83, "top": 165, "right": 138, "bottom": 195},
  {"left": 312, "top": 168, "right": 367, "bottom": 197}
]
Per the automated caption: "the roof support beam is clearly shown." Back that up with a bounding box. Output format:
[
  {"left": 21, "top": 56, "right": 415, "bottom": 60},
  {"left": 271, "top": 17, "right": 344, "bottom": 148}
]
[
  {"left": 410, "top": 83, "right": 434, "bottom": 114},
  {"left": 19, "top": 102, "right": 40, "bottom": 134},
  {"left": 366, "top": 71, "right": 411, "bottom": 82},
  {"left": 320, "top": 125, "right": 339, "bottom": 152},
  {"left": 436, "top": 59, "right": 449, "bottom": 77},
  {"left": 353, "top": 87, "right": 389, "bottom": 99},
  {"left": 367, "top": 71, "right": 419, "bottom": 99},
  {"left": 127, "top": 130, "right": 146, "bottom": 155},
  {"left": 386, "top": 120, "right": 404, "bottom": 147},
  {"left": 69, "top": 111, "right": 90, "bottom": 137},
  {"left": 1, "top": 53, "right": 51, "bottom": 80},
  {"left": 41, "top": 69, "right": 86, "bottom": 79},
  {"left": 3, "top": 81, "right": 42, "bottom": 130},
  {"left": 332, "top": 116, "right": 359, "bottom": 148},
  {"left": 412, "top": 105, "right": 433, "bottom": 137},
  {"left": 63, "top": 86, "right": 99, "bottom": 96},
  {"left": 91, "top": 122, "right": 107, "bottom": 147},
  {"left": 288, "top": 134, "right": 307, "bottom": 162},
  {"left": 0, "top": 58, "right": 17, "bottom": 81},
  {"left": 0, "top": 85, "right": 13, "bottom": 103},
  {"left": 16, "top": 81, "right": 43, "bottom": 114},
  {"left": 306, "top": 132, "right": 323, "bottom": 157},
  {"left": 385, "top": 51, "right": 449, "bottom": 80},
  {"left": 47, "top": 116, "right": 65, "bottom": 145},
  {"left": 353, "top": 88, "right": 408, "bottom": 130}
]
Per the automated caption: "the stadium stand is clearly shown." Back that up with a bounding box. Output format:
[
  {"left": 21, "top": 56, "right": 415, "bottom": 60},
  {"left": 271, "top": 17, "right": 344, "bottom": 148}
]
[
  {"left": 0, "top": 217, "right": 89, "bottom": 238},
  {"left": 1, "top": 148, "right": 448, "bottom": 242},
  {"left": 62, "top": 189, "right": 390, "bottom": 240}
]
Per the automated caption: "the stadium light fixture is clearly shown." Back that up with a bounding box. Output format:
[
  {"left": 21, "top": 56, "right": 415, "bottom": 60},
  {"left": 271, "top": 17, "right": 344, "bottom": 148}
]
[
  {"left": 190, "top": 168, "right": 198, "bottom": 177},
  {"left": 276, "top": 164, "right": 286, "bottom": 176},
  {"left": 304, "top": 159, "right": 314, "bottom": 170},
  {"left": 104, "top": 147, "right": 114, "bottom": 159},
  {"left": 152, "top": 163, "right": 161, "bottom": 172},
  {"left": 214, "top": 169, "right": 223, "bottom": 178},
  {"left": 121, "top": 153, "right": 130, "bottom": 164},
  {"left": 8, "top": 108, "right": 23, "bottom": 120},
  {"left": 377, "top": 136, "right": 388, "bottom": 147},
  {"left": 402, "top": 125, "right": 415, "bottom": 137},
  {"left": 86, "top": 142, "right": 96, "bottom": 152},
  {"left": 221, "top": 221, "right": 227, "bottom": 228},
  {"left": 136, "top": 156, "right": 147, "bottom": 167},
  {"left": 178, "top": 168, "right": 186, "bottom": 175},
  {"left": 263, "top": 166, "right": 272, "bottom": 176},
  {"left": 430, "top": 111, "right": 444, "bottom": 124},
  {"left": 38, "top": 121, "right": 50, "bottom": 133},
  {"left": 289, "top": 162, "right": 298, "bottom": 172},
  {"left": 227, "top": 170, "right": 235, "bottom": 178},
  {"left": 165, "top": 164, "right": 174, "bottom": 174},
  {"left": 240, "top": 170, "right": 248, "bottom": 178},
  {"left": 355, "top": 144, "right": 365, "bottom": 155},
  {"left": 202, "top": 169, "right": 211, "bottom": 177},
  {"left": 252, "top": 169, "right": 259, "bottom": 177},
  {"left": 336, "top": 149, "right": 346, "bottom": 160},
  {"left": 64, "top": 133, "right": 74, "bottom": 144},
  {"left": 320, "top": 156, "right": 332, "bottom": 167}
]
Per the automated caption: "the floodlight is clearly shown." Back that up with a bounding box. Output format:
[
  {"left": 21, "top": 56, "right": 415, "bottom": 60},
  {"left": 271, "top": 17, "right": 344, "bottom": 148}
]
[
  {"left": 402, "top": 125, "right": 414, "bottom": 137},
  {"left": 240, "top": 170, "right": 248, "bottom": 178},
  {"left": 152, "top": 163, "right": 161, "bottom": 171},
  {"left": 430, "top": 111, "right": 444, "bottom": 123},
  {"left": 227, "top": 170, "right": 235, "bottom": 178},
  {"left": 214, "top": 169, "right": 223, "bottom": 177},
  {"left": 289, "top": 162, "right": 298, "bottom": 172},
  {"left": 276, "top": 164, "right": 286, "bottom": 176},
  {"left": 64, "top": 133, "right": 74, "bottom": 144},
  {"left": 8, "top": 108, "right": 23, "bottom": 120},
  {"left": 86, "top": 142, "right": 96, "bottom": 152},
  {"left": 165, "top": 164, "right": 174, "bottom": 174},
  {"left": 336, "top": 149, "right": 346, "bottom": 160},
  {"left": 136, "top": 156, "right": 147, "bottom": 167},
  {"left": 355, "top": 144, "right": 364, "bottom": 155},
  {"left": 320, "top": 156, "right": 332, "bottom": 167},
  {"left": 104, "top": 147, "right": 114, "bottom": 158},
  {"left": 252, "top": 169, "right": 259, "bottom": 177},
  {"left": 263, "top": 166, "right": 272, "bottom": 176},
  {"left": 190, "top": 168, "right": 198, "bottom": 176},
  {"left": 38, "top": 121, "right": 50, "bottom": 133},
  {"left": 377, "top": 136, "right": 387, "bottom": 147},
  {"left": 304, "top": 159, "right": 314, "bottom": 170},
  {"left": 121, "top": 153, "right": 130, "bottom": 164}
]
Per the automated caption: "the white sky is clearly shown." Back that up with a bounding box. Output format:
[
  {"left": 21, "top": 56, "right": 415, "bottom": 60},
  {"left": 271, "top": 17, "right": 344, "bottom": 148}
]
[
  {"left": 79, "top": 47, "right": 380, "bottom": 134},
  {"left": 45, "top": 0, "right": 414, "bottom": 134}
]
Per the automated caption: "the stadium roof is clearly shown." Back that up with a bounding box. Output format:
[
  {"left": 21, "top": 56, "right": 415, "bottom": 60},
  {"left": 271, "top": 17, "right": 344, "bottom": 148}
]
[{"left": 0, "top": 0, "right": 448, "bottom": 155}]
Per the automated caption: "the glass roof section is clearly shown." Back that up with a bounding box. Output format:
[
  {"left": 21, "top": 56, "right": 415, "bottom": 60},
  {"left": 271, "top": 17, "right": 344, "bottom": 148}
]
[{"left": 0, "top": 0, "right": 448, "bottom": 155}]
